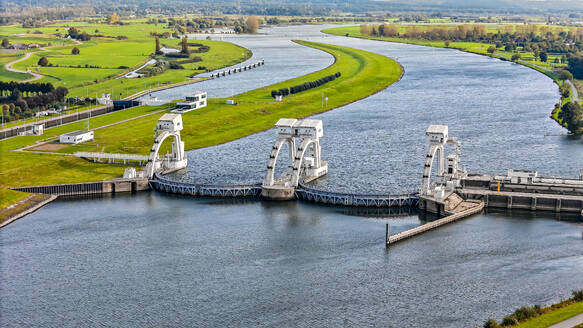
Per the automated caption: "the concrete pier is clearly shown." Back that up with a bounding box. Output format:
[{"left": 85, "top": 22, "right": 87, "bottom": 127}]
[{"left": 387, "top": 201, "right": 484, "bottom": 246}]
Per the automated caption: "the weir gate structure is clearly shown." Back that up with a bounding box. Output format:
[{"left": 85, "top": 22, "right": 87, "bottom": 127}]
[
  {"left": 147, "top": 120, "right": 582, "bottom": 218},
  {"left": 11, "top": 116, "right": 582, "bottom": 242}
]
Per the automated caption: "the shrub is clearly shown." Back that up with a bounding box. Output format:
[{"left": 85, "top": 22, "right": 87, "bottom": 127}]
[
  {"left": 169, "top": 61, "right": 184, "bottom": 69},
  {"left": 71, "top": 47, "right": 80, "bottom": 55},
  {"left": 116, "top": 35, "right": 128, "bottom": 40},
  {"left": 573, "top": 289, "right": 583, "bottom": 302},
  {"left": 118, "top": 65, "right": 129, "bottom": 69},
  {"left": 483, "top": 319, "right": 500, "bottom": 328},
  {"left": 513, "top": 306, "right": 537, "bottom": 322},
  {"left": 559, "top": 70, "right": 573, "bottom": 81},
  {"left": 511, "top": 53, "right": 521, "bottom": 62},
  {"left": 501, "top": 315, "right": 518, "bottom": 326},
  {"left": 38, "top": 56, "right": 49, "bottom": 66}
]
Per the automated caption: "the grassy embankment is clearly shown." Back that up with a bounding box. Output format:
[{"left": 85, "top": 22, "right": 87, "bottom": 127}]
[
  {"left": 514, "top": 301, "right": 583, "bottom": 328},
  {"left": 323, "top": 25, "right": 579, "bottom": 127},
  {"left": 0, "top": 20, "right": 251, "bottom": 98},
  {"left": 0, "top": 40, "right": 402, "bottom": 218}
]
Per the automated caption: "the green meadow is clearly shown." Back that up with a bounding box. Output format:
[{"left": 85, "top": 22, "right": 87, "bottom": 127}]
[
  {"left": 0, "top": 20, "right": 251, "bottom": 99},
  {"left": 0, "top": 40, "right": 401, "bottom": 214}
]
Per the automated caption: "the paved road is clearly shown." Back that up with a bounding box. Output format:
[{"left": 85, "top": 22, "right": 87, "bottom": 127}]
[
  {"left": 566, "top": 79, "right": 580, "bottom": 103},
  {"left": 4, "top": 52, "right": 43, "bottom": 82},
  {"left": 4, "top": 39, "right": 83, "bottom": 83},
  {"left": 548, "top": 312, "right": 583, "bottom": 328}
]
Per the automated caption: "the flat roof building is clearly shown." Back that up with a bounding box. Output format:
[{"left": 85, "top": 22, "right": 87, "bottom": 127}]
[
  {"left": 172, "top": 91, "right": 207, "bottom": 114},
  {"left": 60, "top": 130, "right": 94, "bottom": 144}
]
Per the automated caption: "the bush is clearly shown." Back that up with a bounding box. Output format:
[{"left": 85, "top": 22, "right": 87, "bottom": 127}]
[
  {"left": 116, "top": 35, "right": 128, "bottom": 40},
  {"left": 513, "top": 306, "right": 538, "bottom": 322},
  {"left": 165, "top": 52, "right": 190, "bottom": 58},
  {"left": 511, "top": 54, "right": 521, "bottom": 62},
  {"left": 169, "top": 61, "right": 184, "bottom": 69},
  {"left": 501, "top": 315, "right": 518, "bottom": 326},
  {"left": 38, "top": 56, "right": 49, "bottom": 67},
  {"left": 559, "top": 70, "right": 573, "bottom": 81},
  {"left": 118, "top": 65, "right": 129, "bottom": 69},
  {"left": 573, "top": 289, "right": 583, "bottom": 302},
  {"left": 483, "top": 319, "right": 500, "bottom": 328},
  {"left": 71, "top": 47, "right": 80, "bottom": 55}
]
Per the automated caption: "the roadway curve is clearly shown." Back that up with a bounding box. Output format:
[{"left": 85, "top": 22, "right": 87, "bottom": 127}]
[
  {"left": 566, "top": 79, "right": 580, "bottom": 103},
  {"left": 4, "top": 52, "right": 43, "bottom": 83},
  {"left": 4, "top": 39, "right": 83, "bottom": 83}
]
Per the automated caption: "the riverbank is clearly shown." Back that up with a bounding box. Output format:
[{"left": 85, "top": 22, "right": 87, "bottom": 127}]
[
  {"left": 484, "top": 290, "right": 583, "bottom": 328},
  {"left": 322, "top": 26, "right": 575, "bottom": 130},
  {"left": 0, "top": 40, "right": 403, "bottom": 222},
  {"left": 0, "top": 194, "right": 57, "bottom": 228}
]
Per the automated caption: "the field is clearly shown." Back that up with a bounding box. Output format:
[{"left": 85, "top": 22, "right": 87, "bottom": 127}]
[
  {"left": 0, "top": 40, "right": 402, "bottom": 215},
  {"left": 0, "top": 20, "right": 251, "bottom": 100}
]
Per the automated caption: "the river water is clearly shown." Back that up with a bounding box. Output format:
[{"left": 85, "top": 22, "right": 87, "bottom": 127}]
[{"left": 1, "top": 25, "right": 582, "bottom": 327}]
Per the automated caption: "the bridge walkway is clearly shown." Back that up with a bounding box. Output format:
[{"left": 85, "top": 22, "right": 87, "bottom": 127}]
[{"left": 150, "top": 174, "right": 418, "bottom": 207}]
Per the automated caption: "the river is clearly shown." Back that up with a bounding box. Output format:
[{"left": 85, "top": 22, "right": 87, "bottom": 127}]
[{"left": 1, "top": 25, "right": 582, "bottom": 327}]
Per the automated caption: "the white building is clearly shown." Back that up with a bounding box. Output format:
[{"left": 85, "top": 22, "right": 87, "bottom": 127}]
[
  {"left": 32, "top": 123, "right": 44, "bottom": 136},
  {"left": 156, "top": 114, "right": 183, "bottom": 132},
  {"left": 60, "top": 130, "right": 94, "bottom": 144},
  {"left": 172, "top": 91, "right": 207, "bottom": 113}
]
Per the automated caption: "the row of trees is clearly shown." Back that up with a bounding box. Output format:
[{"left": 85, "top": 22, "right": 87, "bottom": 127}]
[
  {"left": 1, "top": 83, "right": 68, "bottom": 121},
  {"left": 0, "top": 81, "right": 55, "bottom": 98},
  {"left": 359, "top": 24, "right": 583, "bottom": 55},
  {"left": 271, "top": 72, "right": 341, "bottom": 98}
]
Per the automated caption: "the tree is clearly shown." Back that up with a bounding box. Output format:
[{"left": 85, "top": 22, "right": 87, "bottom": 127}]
[
  {"left": 567, "top": 54, "right": 583, "bottom": 79},
  {"left": 558, "top": 70, "right": 573, "bottom": 81},
  {"left": 511, "top": 53, "right": 521, "bottom": 62},
  {"left": 539, "top": 51, "right": 548, "bottom": 62},
  {"left": 38, "top": 56, "right": 49, "bottom": 67},
  {"left": 245, "top": 16, "right": 260, "bottom": 34},
  {"left": 180, "top": 37, "right": 188, "bottom": 54},
  {"left": 559, "top": 102, "right": 583, "bottom": 134},
  {"left": 106, "top": 12, "right": 119, "bottom": 24},
  {"left": 155, "top": 37, "right": 162, "bottom": 55},
  {"left": 71, "top": 47, "right": 80, "bottom": 55},
  {"left": 1, "top": 38, "right": 9, "bottom": 48},
  {"left": 487, "top": 46, "right": 496, "bottom": 54}
]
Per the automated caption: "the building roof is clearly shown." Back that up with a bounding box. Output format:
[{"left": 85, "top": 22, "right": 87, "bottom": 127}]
[
  {"left": 426, "top": 125, "right": 448, "bottom": 135},
  {"left": 62, "top": 130, "right": 92, "bottom": 137},
  {"left": 159, "top": 113, "right": 181, "bottom": 121},
  {"left": 297, "top": 119, "right": 322, "bottom": 129},
  {"left": 275, "top": 118, "right": 298, "bottom": 127}
]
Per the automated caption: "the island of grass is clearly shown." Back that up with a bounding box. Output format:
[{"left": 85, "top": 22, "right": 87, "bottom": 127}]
[
  {"left": 322, "top": 25, "right": 583, "bottom": 133},
  {"left": 0, "top": 40, "right": 403, "bottom": 219}
]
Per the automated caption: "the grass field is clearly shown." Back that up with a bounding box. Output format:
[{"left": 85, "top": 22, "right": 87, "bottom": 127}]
[
  {"left": 0, "top": 53, "right": 30, "bottom": 82},
  {"left": 0, "top": 21, "right": 251, "bottom": 100},
  {"left": 0, "top": 40, "right": 401, "bottom": 215},
  {"left": 515, "top": 302, "right": 583, "bottom": 328}
]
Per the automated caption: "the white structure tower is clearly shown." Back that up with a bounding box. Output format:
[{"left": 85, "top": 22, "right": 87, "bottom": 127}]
[
  {"left": 420, "top": 125, "right": 464, "bottom": 199},
  {"left": 145, "top": 114, "right": 187, "bottom": 178},
  {"left": 261, "top": 118, "right": 328, "bottom": 200}
]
